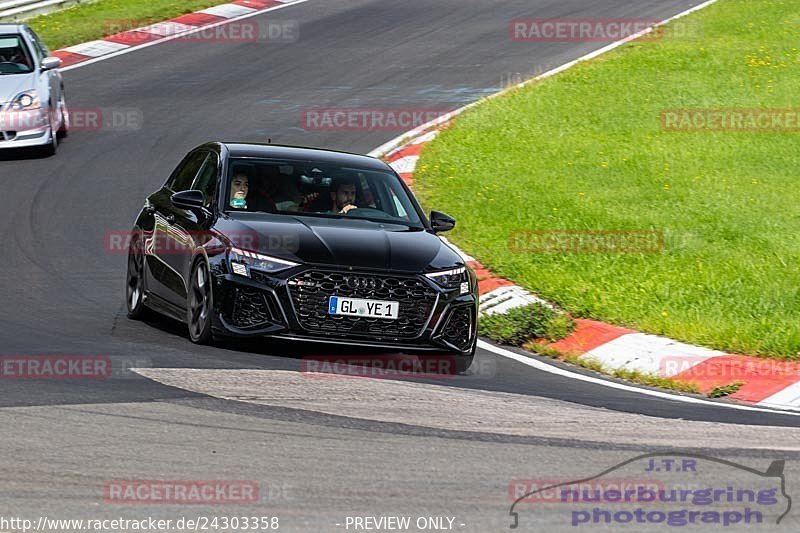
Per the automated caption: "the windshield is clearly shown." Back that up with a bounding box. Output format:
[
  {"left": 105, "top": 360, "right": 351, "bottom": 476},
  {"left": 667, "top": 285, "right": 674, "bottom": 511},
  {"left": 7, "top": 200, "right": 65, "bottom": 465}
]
[
  {"left": 0, "top": 35, "right": 34, "bottom": 74},
  {"left": 224, "top": 157, "right": 424, "bottom": 227}
]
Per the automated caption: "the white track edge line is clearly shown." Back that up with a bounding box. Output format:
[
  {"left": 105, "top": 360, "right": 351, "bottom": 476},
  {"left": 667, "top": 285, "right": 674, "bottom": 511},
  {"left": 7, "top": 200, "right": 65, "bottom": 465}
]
[
  {"left": 477, "top": 340, "right": 800, "bottom": 416},
  {"left": 60, "top": 0, "right": 309, "bottom": 72}
]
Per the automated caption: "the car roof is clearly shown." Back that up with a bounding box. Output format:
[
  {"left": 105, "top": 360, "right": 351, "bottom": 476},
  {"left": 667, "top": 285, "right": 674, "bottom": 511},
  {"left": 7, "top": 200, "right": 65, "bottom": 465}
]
[
  {"left": 221, "top": 143, "right": 392, "bottom": 171},
  {"left": 0, "top": 24, "right": 25, "bottom": 34}
]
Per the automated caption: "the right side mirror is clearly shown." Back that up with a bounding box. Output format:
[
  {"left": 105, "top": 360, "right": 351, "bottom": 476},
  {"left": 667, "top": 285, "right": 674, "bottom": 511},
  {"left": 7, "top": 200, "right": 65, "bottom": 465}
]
[{"left": 430, "top": 210, "right": 455, "bottom": 233}]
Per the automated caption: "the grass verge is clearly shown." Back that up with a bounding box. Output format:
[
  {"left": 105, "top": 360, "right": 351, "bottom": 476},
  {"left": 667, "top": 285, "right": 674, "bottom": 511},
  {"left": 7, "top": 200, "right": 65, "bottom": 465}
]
[
  {"left": 27, "top": 0, "right": 235, "bottom": 50},
  {"left": 478, "top": 303, "right": 575, "bottom": 346},
  {"left": 415, "top": 0, "right": 800, "bottom": 358}
]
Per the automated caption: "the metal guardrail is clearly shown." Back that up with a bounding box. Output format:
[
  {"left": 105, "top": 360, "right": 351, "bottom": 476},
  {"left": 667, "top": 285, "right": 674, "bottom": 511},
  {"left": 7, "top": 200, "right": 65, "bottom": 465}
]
[{"left": 0, "top": 0, "right": 93, "bottom": 22}]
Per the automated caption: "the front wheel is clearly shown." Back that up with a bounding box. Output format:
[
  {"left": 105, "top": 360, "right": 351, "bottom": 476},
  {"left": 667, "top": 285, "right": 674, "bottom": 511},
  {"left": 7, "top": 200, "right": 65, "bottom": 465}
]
[
  {"left": 451, "top": 353, "right": 475, "bottom": 375},
  {"left": 126, "top": 233, "right": 148, "bottom": 319},
  {"left": 40, "top": 124, "right": 57, "bottom": 157},
  {"left": 57, "top": 94, "right": 69, "bottom": 139},
  {"left": 187, "top": 260, "right": 213, "bottom": 344}
]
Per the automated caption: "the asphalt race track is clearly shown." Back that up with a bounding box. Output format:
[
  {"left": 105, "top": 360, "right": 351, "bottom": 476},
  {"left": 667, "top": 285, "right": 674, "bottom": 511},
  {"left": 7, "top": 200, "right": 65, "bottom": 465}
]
[{"left": 3, "top": 1, "right": 800, "bottom": 531}]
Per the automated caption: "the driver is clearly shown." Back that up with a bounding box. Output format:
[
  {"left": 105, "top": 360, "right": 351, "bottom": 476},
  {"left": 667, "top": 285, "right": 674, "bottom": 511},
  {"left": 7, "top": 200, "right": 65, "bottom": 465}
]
[
  {"left": 229, "top": 172, "right": 249, "bottom": 209},
  {"left": 328, "top": 177, "right": 359, "bottom": 214}
]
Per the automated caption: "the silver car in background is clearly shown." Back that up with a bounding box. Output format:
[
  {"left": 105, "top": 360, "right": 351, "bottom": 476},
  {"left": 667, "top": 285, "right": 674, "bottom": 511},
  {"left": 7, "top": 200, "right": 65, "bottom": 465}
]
[{"left": 0, "top": 23, "right": 68, "bottom": 156}]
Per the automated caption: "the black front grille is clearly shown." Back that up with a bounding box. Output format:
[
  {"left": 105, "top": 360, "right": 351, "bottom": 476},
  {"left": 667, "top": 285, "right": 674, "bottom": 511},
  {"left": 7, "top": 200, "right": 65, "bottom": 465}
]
[
  {"left": 287, "top": 270, "right": 438, "bottom": 339},
  {"left": 228, "top": 287, "right": 278, "bottom": 329},
  {"left": 441, "top": 306, "right": 474, "bottom": 351}
]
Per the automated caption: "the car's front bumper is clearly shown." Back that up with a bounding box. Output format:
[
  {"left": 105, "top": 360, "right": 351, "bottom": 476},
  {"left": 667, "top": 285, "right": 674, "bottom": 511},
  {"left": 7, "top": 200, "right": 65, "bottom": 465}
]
[
  {"left": 0, "top": 127, "right": 52, "bottom": 149},
  {"left": 0, "top": 109, "right": 53, "bottom": 149},
  {"left": 209, "top": 266, "right": 478, "bottom": 354}
]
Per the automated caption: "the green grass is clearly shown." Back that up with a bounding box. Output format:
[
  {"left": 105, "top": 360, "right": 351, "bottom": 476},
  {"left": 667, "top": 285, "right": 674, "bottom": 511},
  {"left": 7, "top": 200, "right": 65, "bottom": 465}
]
[
  {"left": 707, "top": 381, "right": 744, "bottom": 398},
  {"left": 416, "top": 0, "right": 800, "bottom": 359},
  {"left": 478, "top": 303, "right": 575, "bottom": 346},
  {"left": 610, "top": 367, "right": 701, "bottom": 395},
  {"left": 27, "top": 0, "right": 234, "bottom": 50}
]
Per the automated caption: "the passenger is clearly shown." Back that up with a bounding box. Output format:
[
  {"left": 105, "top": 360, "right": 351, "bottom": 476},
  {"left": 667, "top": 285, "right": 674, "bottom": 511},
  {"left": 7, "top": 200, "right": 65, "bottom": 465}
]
[
  {"left": 273, "top": 174, "right": 318, "bottom": 212},
  {"left": 229, "top": 173, "right": 249, "bottom": 209}
]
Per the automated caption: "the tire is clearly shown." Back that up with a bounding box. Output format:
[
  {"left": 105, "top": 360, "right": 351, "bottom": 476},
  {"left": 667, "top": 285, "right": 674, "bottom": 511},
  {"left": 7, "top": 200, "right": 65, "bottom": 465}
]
[
  {"left": 57, "top": 94, "right": 69, "bottom": 139},
  {"left": 451, "top": 338, "right": 478, "bottom": 375},
  {"left": 40, "top": 124, "right": 57, "bottom": 157},
  {"left": 425, "top": 342, "right": 476, "bottom": 376},
  {"left": 187, "top": 259, "right": 214, "bottom": 344},
  {"left": 126, "top": 233, "right": 148, "bottom": 319},
  {"left": 451, "top": 352, "right": 475, "bottom": 375}
]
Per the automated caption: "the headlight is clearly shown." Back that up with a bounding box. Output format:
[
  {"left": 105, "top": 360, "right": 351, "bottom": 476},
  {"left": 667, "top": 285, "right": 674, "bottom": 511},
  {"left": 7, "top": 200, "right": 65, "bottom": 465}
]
[
  {"left": 11, "top": 90, "right": 41, "bottom": 110},
  {"left": 229, "top": 247, "right": 299, "bottom": 275},
  {"left": 425, "top": 266, "right": 469, "bottom": 291}
]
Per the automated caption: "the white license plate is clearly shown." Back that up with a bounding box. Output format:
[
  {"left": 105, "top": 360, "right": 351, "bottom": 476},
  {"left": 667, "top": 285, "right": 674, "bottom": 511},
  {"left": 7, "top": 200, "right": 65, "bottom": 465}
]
[{"left": 328, "top": 296, "right": 399, "bottom": 320}]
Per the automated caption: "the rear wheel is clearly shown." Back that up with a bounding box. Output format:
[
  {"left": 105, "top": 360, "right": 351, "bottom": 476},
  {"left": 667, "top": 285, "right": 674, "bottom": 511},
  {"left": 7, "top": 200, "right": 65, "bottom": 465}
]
[{"left": 187, "top": 260, "right": 213, "bottom": 344}]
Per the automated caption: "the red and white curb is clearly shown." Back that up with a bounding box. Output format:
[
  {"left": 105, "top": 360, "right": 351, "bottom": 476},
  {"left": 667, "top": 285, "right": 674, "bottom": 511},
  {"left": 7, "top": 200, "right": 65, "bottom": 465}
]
[
  {"left": 370, "top": 0, "right": 800, "bottom": 413},
  {"left": 51, "top": 0, "right": 303, "bottom": 69}
]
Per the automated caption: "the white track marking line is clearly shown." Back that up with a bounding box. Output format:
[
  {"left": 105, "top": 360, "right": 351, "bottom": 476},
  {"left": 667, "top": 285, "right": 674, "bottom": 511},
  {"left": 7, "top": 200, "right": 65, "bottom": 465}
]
[
  {"left": 60, "top": 0, "right": 310, "bottom": 72},
  {"left": 478, "top": 340, "right": 800, "bottom": 415}
]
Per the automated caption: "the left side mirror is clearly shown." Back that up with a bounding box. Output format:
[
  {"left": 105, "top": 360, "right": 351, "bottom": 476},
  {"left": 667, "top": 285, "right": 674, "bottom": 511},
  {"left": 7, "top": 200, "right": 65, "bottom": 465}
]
[
  {"left": 172, "top": 190, "right": 206, "bottom": 210},
  {"left": 430, "top": 210, "right": 456, "bottom": 233},
  {"left": 41, "top": 56, "right": 61, "bottom": 71}
]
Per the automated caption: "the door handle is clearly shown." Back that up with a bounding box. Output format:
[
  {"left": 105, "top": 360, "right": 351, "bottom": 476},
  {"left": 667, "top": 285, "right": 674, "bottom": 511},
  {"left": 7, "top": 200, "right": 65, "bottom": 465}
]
[
  {"left": 145, "top": 206, "right": 156, "bottom": 215},
  {"left": 166, "top": 215, "right": 176, "bottom": 224}
]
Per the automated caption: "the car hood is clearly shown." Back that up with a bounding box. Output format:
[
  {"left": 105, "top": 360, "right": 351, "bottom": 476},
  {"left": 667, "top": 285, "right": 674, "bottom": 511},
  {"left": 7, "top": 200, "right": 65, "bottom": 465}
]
[
  {"left": 0, "top": 73, "right": 35, "bottom": 103},
  {"left": 216, "top": 214, "right": 463, "bottom": 273}
]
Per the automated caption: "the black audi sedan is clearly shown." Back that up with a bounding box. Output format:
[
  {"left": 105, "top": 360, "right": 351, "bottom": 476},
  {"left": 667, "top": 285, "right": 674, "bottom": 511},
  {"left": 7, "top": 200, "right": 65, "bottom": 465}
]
[{"left": 125, "top": 142, "right": 478, "bottom": 372}]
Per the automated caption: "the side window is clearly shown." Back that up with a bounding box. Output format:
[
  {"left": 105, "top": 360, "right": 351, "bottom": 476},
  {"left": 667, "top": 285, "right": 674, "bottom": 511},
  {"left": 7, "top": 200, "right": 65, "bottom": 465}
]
[
  {"left": 191, "top": 153, "right": 219, "bottom": 207},
  {"left": 167, "top": 151, "right": 208, "bottom": 192}
]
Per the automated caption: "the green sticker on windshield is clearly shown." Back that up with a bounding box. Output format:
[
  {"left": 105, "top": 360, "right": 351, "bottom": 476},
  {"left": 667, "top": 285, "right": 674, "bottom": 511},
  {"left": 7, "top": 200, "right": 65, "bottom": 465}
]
[{"left": 231, "top": 198, "right": 247, "bottom": 209}]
